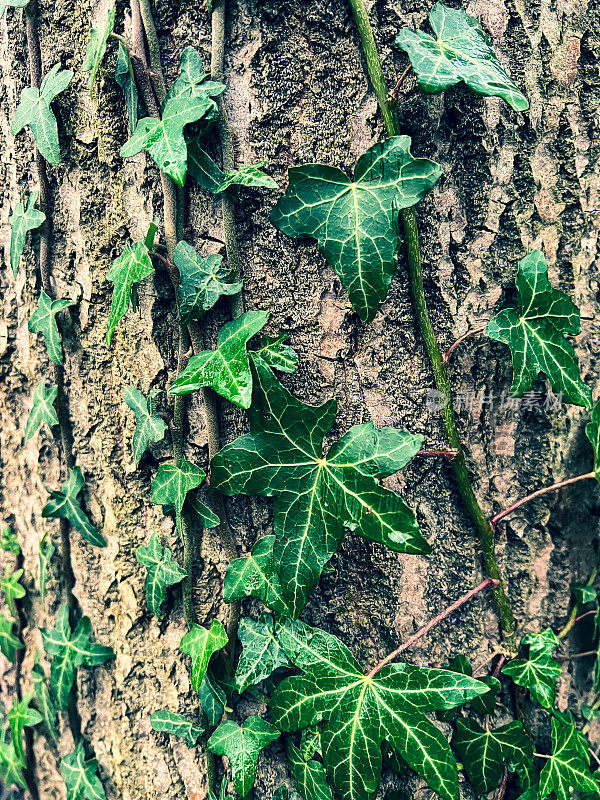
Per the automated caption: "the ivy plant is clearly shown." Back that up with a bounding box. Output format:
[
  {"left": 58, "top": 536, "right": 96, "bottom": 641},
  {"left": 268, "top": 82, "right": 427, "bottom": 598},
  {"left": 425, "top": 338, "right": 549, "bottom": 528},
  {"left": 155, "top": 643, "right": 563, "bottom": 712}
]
[
  {"left": 135, "top": 532, "right": 186, "bottom": 619},
  {"left": 538, "top": 712, "right": 598, "bottom": 799},
  {"left": 287, "top": 741, "right": 333, "bottom": 800},
  {"left": 32, "top": 660, "right": 58, "bottom": 742},
  {"left": 115, "top": 43, "right": 138, "bottom": 134},
  {"left": 173, "top": 242, "right": 242, "bottom": 322},
  {"left": 61, "top": 741, "right": 106, "bottom": 800},
  {"left": 180, "top": 619, "right": 228, "bottom": 691},
  {"left": 1, "top": 526, "right": 20, "bottom": 555},
  {"left": 82, "top": 4, "right": 116, "bottom": 97},
  {"left": 124, "top": 387, "right": 167, "bottom": 464},
  {"left": 9, "top": 190, "right": 45, "bottom": 278},
  {"left": 234, "top": 613, "right": 290, "bottom": 694},
  {"left": 150, "top": 710, "right": 204, "bottom": 747},
  {"left": 28, "top": 290, "right": 73, "bottom": 365},
  {"left": 188, "top": 141, "right": 278, "bottom": 194},
  {"left": 1, "top": 567, "right": 25, "bottom": 618},
  {"left": 106, "top": 235, "right": 155, "bottom": 347},
  {"left": 42, "top": 466, "right": 106, "bottom": 548},
  {"left": 24, "top": 381, "right": 58, "bottom": 442},
  {"left": 0, "top": 614, "right": 23, "bottom": 662},
  {"left": 7, "top": 693, "right": 41, "bottom": 761},
  {"left": 502, "top": 629, "right": 562, "bottom": 709},
  {"left": 151, "top": 459, "right": 218, "bottom": 530}
]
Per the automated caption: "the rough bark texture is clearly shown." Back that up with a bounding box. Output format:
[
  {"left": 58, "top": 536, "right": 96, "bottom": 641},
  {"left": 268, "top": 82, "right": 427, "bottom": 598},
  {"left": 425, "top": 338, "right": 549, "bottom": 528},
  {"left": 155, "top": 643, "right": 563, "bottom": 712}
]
[{"left": 1, "top": 0, "right": 599, "bottom": 798}]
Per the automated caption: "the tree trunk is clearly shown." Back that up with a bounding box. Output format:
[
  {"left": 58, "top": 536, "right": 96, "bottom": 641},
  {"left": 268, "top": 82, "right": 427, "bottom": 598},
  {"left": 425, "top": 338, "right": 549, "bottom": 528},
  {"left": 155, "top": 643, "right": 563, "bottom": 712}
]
[{"left": 1, "top": 0, "right": 599, "bottom": 798}]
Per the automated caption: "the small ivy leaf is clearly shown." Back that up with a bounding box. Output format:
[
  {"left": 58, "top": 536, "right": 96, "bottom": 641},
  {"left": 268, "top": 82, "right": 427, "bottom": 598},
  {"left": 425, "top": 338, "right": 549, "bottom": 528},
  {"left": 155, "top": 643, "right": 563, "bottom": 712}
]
[
  {"left": 170, "top": 311, "right": 269, "bottom": 408},
  {"left": 115, "top": 42, "right": 138, "bottom": 135},
  {"left": 150, "top": 710, "right": 204, "bottom": 747},
  {"left": 28, "top": 290, "right": 73, "bottom": 365},
  {"left": 234, "top": 613, "right": 290, "bottom": 694},
  {"left": 82, "top": 4, "right": 116, "bottom": 97},
  {"left": 1, "top": 526, "right": 20, "bottom": 556},
  {"left": 217, "top": 162, "right": 278, "bottom": 193},
  {"left": 270, "top": 136, "right": 441, "bottom": 322},
  {"left": 0, "top": 0, "right": 30, "bottom": 18},
  {"left": 1, "top": 568, "right": 25, "bottom": 618},
  {"left": 582, "top": 702, "right": 600, "bottom": 721},
  {"left": 287, "top": 741, "right": 333, "bottom": 800},
  {"left": 571, "top": 582, "right": 597, "bottom": 606},
  {"left": 9, "top": 190, "right": 45, "bottom": 277},
  {"left": 271, "top": 618, "right": 491, "bottom": 800},
  {"left": 452, "top": 719, "right": 533, "bottom": 795},
  {"left": 224, "top": 536, "right": 292, "bottom": 617},
  {"left": 184, "top": 490, "right": 220, "bottom": 529},
  {"left": 538, "top": 712, "right": 597, "bottom": 800},
  {"left": 441, "top": 654, "right": 499, "bottom": 716},
  {"left": 213, "top": 359, "right": 428, "bottom": 618},
  {"left": 199, "top": 670, "right": 227, "bottom": 728},
  {"left": 187, "top": 142, "right": 277, "bottom": 194},
  {"left": 299, "top": 727, "right": 322, "bottom": 761},
  {"left": 41, "top": 603, "right": 114, "bottom": 711},
  {"left": 106, "top": 240, "right": 154, "bottom": 347},
  {"left": 42, "top": 466, "right": 106, "bottom": 548},
  {"left": 0, "top": 614, "right": 23, "bottom": 662},
  {"left": 208, "top": 716, "right": 280, "bottom": 798},
  {"left": 0, "top": 741, "right": 27, "bottom": 789},
  {"left": 39, "top": 532, "right": 56, "bottom": 601},
  {"left": 123, "top": 387, "right": 167, "bottom": 464},
  {"left": 585, "top": 399, "right": 600, "bottom": 478},
  {"left": 32, "top": 661, "right": 58, "bottom": 742},
  {"left": 11, "top": 63, "right": 73, "bottom": 164},
  {"left": 484, "top": 251, "right": 592, "bottom": 409},
  {"left": 24, "top": 381, "right": 58, "bottom": 442},
  {"left": 501, "top": 633, "right": 561, "bottom": 709},
  {"left": 394, "top": 2, "right": 528, "bottom": 111},
  {"left": 7, "top": 693, "right": 42, "bottom": 760},
  {"left": 164, "top": 47, "right": 225, "bottom": 105},
  {"left": 180, "top": 619, "right": 228, "bottom": 691},
  {"left": 61, "top": 741, "right": 106, "bottom": 800},
  {"left": 174, "top": 241, "right": 243, "bottom": 322},
  {"left": 151, "top": 459, "right": 204, "bottom": 516},
  {"left": 252, "top": 334, "right": 298, "bottom": 374},
  {"left": 135, "top": 532, "right": 186, "bottom": 619},
  {"left": 521, "top": 627, "right": 560, "bottom": 656}
]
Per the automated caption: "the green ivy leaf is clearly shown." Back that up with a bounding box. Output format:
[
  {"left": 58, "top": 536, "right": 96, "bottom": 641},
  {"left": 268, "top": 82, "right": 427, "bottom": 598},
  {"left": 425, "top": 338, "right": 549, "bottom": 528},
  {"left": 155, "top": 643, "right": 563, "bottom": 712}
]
[
  {"left": 199, "top": 670, "right": 227, "bottom": 727},
  {"left": 252, "top": 334, "right": 298, "bottom": 374},
  {"left": 7, "top": 693, "right": 42, "bottom": 760},
  {"left": 443, "top": 654, "right": 498, "bottom": 716},
  {"left": 174, "top": 242, "right": 242, "bottom": 322},
  {"left": 571, "top": 582, "right": 597, "bottom": 606},
  {"left": 502, "top": 633, "right": 561, "bottom": 709},
  {"left": 484, "top": 251, "right": 591, "bottom": 408},
  {"left": 106, "top": 240, "right": 154, "bottom": 347},
  {"left": 184, "top": 489, "right": 221, "bottom": 530},
  {"left": 150, "top": 710, "right": 204, "bottom": 747},
  {"left": 208, "top": 716, "right": 280, "bottom": 798},
  {"left": 151, "top": 459, "right": 204, "bottom": 516},
  {"left": 164, "top": 47, "right": 225, "bottom": 105},
  {"left": 538, "top": 712, "right": 597, "bottom": 800},
  {"left": 187, "top": 142, "right": 277, "bottom": 193},
  {"left": 82, "top": 4, "right": 116, "bottom": 97},
  {"left": 0, "top": 614, "right": 23, "bottom": 662},
  {"left": 115, "top": 42, "right": 138, "bottom": 135},
  {"left": 42, "top": 466, "right": 106, "bottom": 548},
  {"left": 61, "top": 741, "right": 106, "bottom": 800},
  {"left": 9, "top": 190, "right": 45, "bottom": 277},
  {"left": 452, "top": 719, "right": 533, "bottom": 795},
  {"left": 1, "top": 526, "right": 20, "bottom": 556},
  {"left": 135, "top": 532, "right": 186, "bottom": 619},
  {"left": 271, "top": 618, "right": 490, "bottom": 800},
  {"left": 0, "top": 741, "right": 27, "bottom": 790},
  {"left": 124, "top": 387, "right": 167, "bottom": 464},
  {"left": 270, "top": 136, "right": 441, "bottom": 322},
  {"left": 28, "top": 290, "right": 72, "bottom": 365},
  {"left": 11, "top": 63, "right": 73, "bottom": 164},
  {"left": 217, "top": 162, "right": 278, "bottom": 193},
  {"left": 224, "top": 535, "right": 292, "bottom": 616},
  {"left": 180, "top": 619, "right": 228, "bottom": 691},
  {"left": 32, "top": 661, "right": 58, "bottom": 742},
  {"left": 1, "top": 567, "right": 25, "bottom": 618},
  {"left": 41, "top": 603, "right": 114, "bottom": 711},
  {"left": 521, "top": 627, "right": 560, "bottom": 656},
  {"left": 287, "top": 741, "right": 333, "bottom": 800},
  {"left": 394, "top": 2, "right": 528, "bottom": 111},
  {"left": 234, "top": 614, "right": 290, "bottom": 694},
  {"left": 212, "top": 359, "right": 428, "bottom": 617},
  {"left": 24, "top": 381, "right": 58, "bottom": 441},
  {"left": 170, "top": 311, "right": 269, "bottom": 407},
  {"left": 39, "top": 532, "right": 56, "bottom": 601},
  {"left": 585, "top": 399, "right": 600, "bottom": 478},
  {"left": 0, "top": 0, "right": 30, "bottom": 18}
]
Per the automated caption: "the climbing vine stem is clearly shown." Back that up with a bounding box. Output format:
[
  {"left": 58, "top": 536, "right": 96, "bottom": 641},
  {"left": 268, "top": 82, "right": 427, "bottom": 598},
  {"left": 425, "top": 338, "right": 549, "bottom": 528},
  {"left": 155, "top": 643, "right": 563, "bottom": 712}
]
[{"left": 347, "top": 0, "right": 517, "bottom": 652}]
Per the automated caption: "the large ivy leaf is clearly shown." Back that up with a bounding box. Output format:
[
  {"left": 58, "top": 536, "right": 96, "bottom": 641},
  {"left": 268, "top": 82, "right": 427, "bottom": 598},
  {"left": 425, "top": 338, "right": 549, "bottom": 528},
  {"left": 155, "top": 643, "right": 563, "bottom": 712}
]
[
  {"left": 452, "top": 719, "right": 533, "bottom": 795},
  {"left": 0, "top": 614, "right": 23, "bottom": 662},
  {"left": 224, "top": 536, "right": 292, "bottom": 616},
  {"left": 180, "top": 619, "right": 228, "bottom": 691},
  {"left": 41, "top": 603, "right": 114, "bottom": 711},
  {"left": 1, "top": 526, "right": 20, "bottom": 555},
  {"left": 199, "top": 671, "right": 227, "bottom": 727},
  {"left": 7, "top": 693, "right": 42, "bottom": 760},
  {"left": 135, "top": 532, "right": 186, "bottom": 619},
  {"left": 208, "top": 716, "right": 280, "bottom": 798},
  {"left": 174, "top": 241, "right": 243, "bottom": 322},
  {"left": 538, "top": 712, "right": 597, "bottom": 800},
  {"left": 106, "top": 240, "right": 154, "bottom": 346},
  {"left": 502, "top": 631, "right": 561, "bottom": 709},
  {"left": 150, "top": 710, "right": 204, "bottom": 747},
  {"left": 42, "top": 466, "right": 106, "bottom": 548},
  {"left": 115, "top": 42, "right": 138, "bottom": 135},
  {"left": 484, "top": 251, "right": 591, "bottom": 408},
  {"left": 270, "top": 136, "right": 441, "bottom": 322},
  {"left": 151, "top": 459, "right": 205, "bottom": 516},
  {"left": 234, "top": 613, "right": 290, "bottom": 694},
  {"left": 394, "top": 2, "right": 528, "bottom": 111},
  {"left": 39, "top": 532, "right": 56, "bottom": 601},
  {"left": 188, "top": 141, "right": 277, "bottom": 194},
  {"left": 585, "top": 399, "right": 600, "bottom": 478},
  {"left": 24, "top": 381, "right": 58, "bottom": 441},
  {"left": 29, "top": 290, "right": 72, "bottom": 365},
  {"left": 1, "top": 567, "right": 25, "bottom": 618},
  {"left": 82, "top": 5, "right": 116, "bottom": 97},
  {"left": 61, "top": 741, "right": 106, "bottom": 800},
  {"left": 212, "top": 360, "right": 428, "bottom": 618},
  {"left": 124, "top": 387, "right": 167, "bottom": 463},
  {"left": 270, "top": 619, "right": 490, "bottom": 800},
  {"left": 287, "top": 741, "right": 333, "bottom": 800},
  {"left": 170, "top": 311, "right": 269, "bottom": 407},
  {"left": 11, "top": 63, "right": 73, "bottom": 164},
  {"left": 9, "top": 190, "right": 45, "bottom": 277},
  {"left": 32, "top": 661, "right": 58, "bottom": 742}
]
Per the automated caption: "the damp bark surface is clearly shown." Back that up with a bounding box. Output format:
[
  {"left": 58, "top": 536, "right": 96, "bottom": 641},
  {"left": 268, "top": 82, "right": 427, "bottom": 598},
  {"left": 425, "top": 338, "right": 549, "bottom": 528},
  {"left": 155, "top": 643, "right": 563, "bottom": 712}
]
[{"left": 1, "top": 0, "right": 599, "bottom": 798}]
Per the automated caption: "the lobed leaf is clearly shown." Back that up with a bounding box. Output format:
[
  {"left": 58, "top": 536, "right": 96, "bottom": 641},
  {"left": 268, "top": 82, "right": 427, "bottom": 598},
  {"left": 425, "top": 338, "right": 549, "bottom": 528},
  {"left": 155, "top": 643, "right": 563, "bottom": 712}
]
[
  {"left": 106, "top": 240, "right": 154, "bottom": 346},
  {"left": 82, "top": 4, "right": 116, "bottom": 97},
  {"left": 538, "top": 712, "right": 597, "bottom": 800},
  {"left": 208, "top": 716, "right": 280, "bottom": 797},
  {"left": 0, "top": 740, "right": 27, "bottom": 789},
  {"left": 135, "top": 532, "right": 186, "bottom": 619},
  {"left": 9, "top": 190, "right": 45, "bottom": 277},
  {"left": 61, "top": 741, "right": 106, "bottom": 800},
  {"left": 585, "top": 399, "right": 600, "bottom": 479},
  {"left": 28, "top": 290, "right": 73, "bottom": 365},
  {"left": 124, "top": 387, "right": 167, "bottom": 464},
  {"left": 1, "top": 526, "right": 20, "bottom": 555},
  {"left": 180, "top": 619, "right": 228, "bottom": 691},
  {"left": 287, "top": 741, "right": 333, "bottom": 800},
  {"left": 151, "top": 459, "right": 205, "bottom": 517},
  {"left": 24, "top": 381, "right": 58, "bottom": 442},
  {"left": 150, "top": 710, "right": 204, "bottom": 747},
  {"left": 1, "top": 568, "right": 25, "bottom": 618},
  {"left": 174, "top": 241, "right": 242, "bottom": 322},
  {"left": 7, "top": 693, "right": 42, "bottom": 760},
  {"left": 252, "top": 334, "right": 298, "bottom": 374},
  {"left": 187, "top": 141, "right": 277, "bottom": 193},
  {"left": 42, "top": 466, "right": 106, "bottom": 547},
  {"left": 234, "top": 613, "right": 290, "bottom": 694},
  {"left": 502, "top": 631, "right": 561, "bottom": 709},
  {"left": 224, "top": 536, "right": 292, "bottom": 617},
  {"left": 0, "top": 614, "right": 23, "bottom": 662}
]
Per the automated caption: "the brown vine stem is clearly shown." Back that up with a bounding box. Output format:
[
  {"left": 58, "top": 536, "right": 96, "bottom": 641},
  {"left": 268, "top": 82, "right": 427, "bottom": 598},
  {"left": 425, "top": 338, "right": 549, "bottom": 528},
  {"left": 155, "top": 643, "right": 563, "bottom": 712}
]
[
  {"left": 490, "top": 472, "right": 596, "bottom": 528},
  {"left": 416, "top": 448, "right": 458, "bottom": 459},
  {"left": 347, "top": 0, "right": 518, "bottom": 652},
  {"left": 388, "top": 65, "right": 411, "bottom": 105},
  {"left": 443, "top": 325, "right": 487, "bottom": 363},
  {"left": 557, "top": 568, "right": 597, "bottom": 640}
]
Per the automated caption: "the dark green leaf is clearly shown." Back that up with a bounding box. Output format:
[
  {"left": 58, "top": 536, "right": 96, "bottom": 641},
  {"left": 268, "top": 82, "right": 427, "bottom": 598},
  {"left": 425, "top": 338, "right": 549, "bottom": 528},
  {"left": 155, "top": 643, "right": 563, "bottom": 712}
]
[
  {"left": 184, "top": 490, "right": 220, "bottom": 529},
  {"left": 212, "top": 360, "right": 428, "bottom": 617},
  {"left": 538, "top": 712, "right": 597, "bottom": 800},
  {"left": 1, "top": 568, "right": 25, "bottom": 618},
  {"left": 188, "top": 142, "right": 278, "bottom": 194},
  {"left": 150, "top": 710, "right": 204, "bottom": 747},
  {"left": 0, "top": 614, "right": 23, "bottom": 662},
  {"left": 394, "top": 1, "right": 528, "bottom": 111},
  {"left": 224, "top": 535, "right": 292, "bottom": 616},
  {"left": 151, "top": 459, "right": 204, "bottom": 516},
  {"left": 32, "top": 661, "right": 58, "bottom": 742},
  {"left": 9, "top": 190, "right": 45, "bottom": 277},
  {"left": 106, "top": 240, "right": 154, "bottom": 346},
  {"left": 252, "top": 334, "right": 298, "bottom": 374},
  {"left": 42, "top": 466, "right": 106, "bottom": 547},
  {"left": 571, "top": 583, "right": 597, "bottom": 606},
  {"left": 270, "top": 136, "right": 441, "bottom": 322},
  {"left": 299, "top": 727, "right": 321, "bottom": 761},
  {"left": 502, "top": 637, "right": 561, "bottom": 709},
  {"left": 28, "top": 290, "right": 72, "bottom": 365},
  {"left": 39, "top": 532, "right": 56, "bottom": 601},
  {"left": 24, "top": 381, "right": 58, "bottom": 441},
  {"left": 180, "top": 619, "right": 228, "bottom": 691},
  {"left": 287, "top": 741, "right": 333, "bottom": 800},
  {"left": 124, "top": 386, "right": 167, "bottom": 464},
  {"left": 82, "top": 5, "right": 116, "bottom": 97},
  {"left": 7, "top": 692, "right": 42, "bottom": 760},
  {"left": 1, "top": 527, "right": 20, "bottom": 556},
  {"left": 170, "top": 311, "right": 269, "bottom": 407},
  {"left": 521, "top": 628, "right": 560, "bottom": 656},
  {"left": 217, "top": 162, "right": 278, "bottom": 193},
  {"left": 0, "top": 741, "right": 27, "bottom": 790},
  {"left": 484, "top": 251, "right": 592, "bottom": 408},
  {"left": 208, "top": 716, "right": 280, "bottom": 797},
  {"left": 199, "top": 670, "right": 226, "bottom": 728},
  {"left": 61, "top": 741, "right": 106, "bottom": 800},
  {"left": 11, "top": 63, "right": 73, "bottom": 164},
  {"left": 115, "top": 42, "right": 138, "bottom": 135},
  {"left": 174, "top": 241, "right": 242, "bottom": 322},
  {"left": 135, "top": 532, "right": 186, "bottom": 619},
  {"left": 234, "top": 614, "right": 290, "bottom": 694}
]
